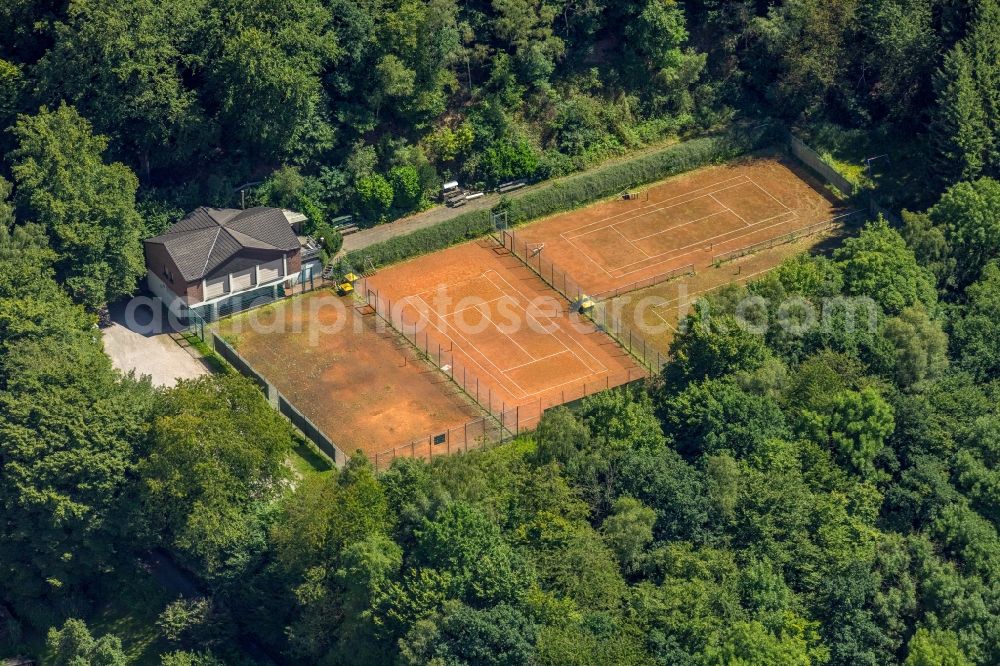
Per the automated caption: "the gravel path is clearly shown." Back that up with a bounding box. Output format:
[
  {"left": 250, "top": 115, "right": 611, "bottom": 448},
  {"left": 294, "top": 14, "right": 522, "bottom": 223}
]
[
  {"left": 341, "top": 193, "right": 503, "bottom": 253},
  {"left": 340, "top": 138, "right": 684, "bottom": 255}
]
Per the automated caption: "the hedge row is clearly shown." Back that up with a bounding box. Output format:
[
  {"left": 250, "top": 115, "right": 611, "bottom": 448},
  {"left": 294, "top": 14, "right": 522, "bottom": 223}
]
[
  {"left": 506, "top": 122, "right": 783, "bottom": 224},
  {"left": 347, "top": 121, "right": 783, "bottom": 270},
  {"left": 344, "top": 207, "right": 494, "bottom": 269}
]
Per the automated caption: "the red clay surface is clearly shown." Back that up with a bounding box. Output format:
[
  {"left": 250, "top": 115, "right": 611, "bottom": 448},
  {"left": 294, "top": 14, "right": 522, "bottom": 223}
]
[
  {"left": 615, "top": 230, "right": 846, "bottom": 356},
  {"left": 215, "top": 292, "right": 481, "bottom": 460},
  {"left": 365, "top": 240, "right": 645, "bottom": 432},
  {"left": 514, "top": 156, "right": 846, "bottom": 296}
]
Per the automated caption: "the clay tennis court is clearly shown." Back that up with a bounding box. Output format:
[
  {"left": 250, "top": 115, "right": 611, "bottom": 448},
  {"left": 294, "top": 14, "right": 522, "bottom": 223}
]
[
  {"left": 612, "top": 229, "right": 847, "bottom": 357},
  {"left": 513, "top": 156, "right": 846, "bottom": 296},
  {"left": 214, "top": 292, "right": 481, "bottom": 460},
  {"left": 364, "top": 240, "right": 644, "bottom": 432}
]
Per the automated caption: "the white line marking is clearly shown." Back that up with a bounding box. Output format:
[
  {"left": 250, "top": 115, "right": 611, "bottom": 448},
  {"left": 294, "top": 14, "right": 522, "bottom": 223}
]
[
  {"left": 612, "top": 226, "right": 651, "bottom": 258},
  {"left": 484, "top": 271, "right": 608, "bottom": 376},
  {"left": 627, "top": 209, "right": 731, "bottom": 242},
  {"left": 561, "top": 174, "right": 750, "bottom": 238},
  {"left": 746, "top": 176, "right": 791, "bottom": 211},
  {"left": 710, "top": 193, "right": 750, "bottom": 228},
  {"left": 608, "top": 211, "right": 799, "bottom": 274},
  {"left": 401, "top": 268, "right": 614, "bottom": 400},
  {"left": 564, "top": 179, "right": 753, "bottom": 241},
  {"left": 418, "top": 307, "right": 530, "bottom": 398}
]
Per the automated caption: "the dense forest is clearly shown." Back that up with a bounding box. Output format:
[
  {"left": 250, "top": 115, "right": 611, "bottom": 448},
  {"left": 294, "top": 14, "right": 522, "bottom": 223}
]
[{"left": 4, "top": 0, "right": 1000, "bottom": 664}]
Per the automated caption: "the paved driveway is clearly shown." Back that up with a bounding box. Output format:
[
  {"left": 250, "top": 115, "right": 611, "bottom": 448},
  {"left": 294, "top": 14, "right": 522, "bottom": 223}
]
[{"left": 102, "top": 297, "right": 208, "bottom": 387}]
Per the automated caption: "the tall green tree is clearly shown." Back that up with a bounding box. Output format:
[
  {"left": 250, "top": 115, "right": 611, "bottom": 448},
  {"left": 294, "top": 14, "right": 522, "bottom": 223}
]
[
  {"left": 623, "top": 0, "right": 705, "bottom": 114},
  {"left": 207, "top": 0, "right": 339, "bottom": 161},
  {"left": 833, "top": 217, "right": 937, "bottom": 314},
  {"left": 952, "top": 260, "right": 1000, "bottom": 380},
  {"left": 800, "top": 387, "right": 895, "bottom": 477},
  {"left": 45, "top": 619, "right": 128, "bottom": 666},
  {"left": 904, "top": 627, "right": 971, "bottom": 666},
  {"left": 10, "top": 103, "right": 145, "bottom": 307},
  {"left": 33, "top": 0, "right": 211, "bottom": 177},
  {"left": 882, "top": 304, "right": 949, "bottom": 389},
  {"left": 0, "top": 333, "right": 154, "bottom": 616},
  {"left": 927, "top": 177, "right": 1000, "bottom": 288},
  {"left": 931, "top": 44, "right": 992, "bottom": 183},
  {"left": 137, "top": 374, "right": 292, "bottom": 582}
]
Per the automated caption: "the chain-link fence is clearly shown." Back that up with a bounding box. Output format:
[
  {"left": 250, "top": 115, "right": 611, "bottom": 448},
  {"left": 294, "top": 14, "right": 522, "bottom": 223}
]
[
  {"left": 213, "top": 332, "right": 348, "bottom": 467},
  {"left": 589, "top": 263, "right": 695, "bottom": 302},
  {"left": 365, "top": 287, "right": 519, "bottom": 428},
  {"left": 711, "top": 211, "right": 862, "bottom": 265},
  {"left": 371, "top": 365, "right": 646, "bottom": 470},
  {"left": 500, "top": 228, "right": 667, "bottom": 374}
]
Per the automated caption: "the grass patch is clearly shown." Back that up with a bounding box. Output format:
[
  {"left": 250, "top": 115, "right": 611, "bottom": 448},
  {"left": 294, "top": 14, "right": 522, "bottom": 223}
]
[
  {"left": 179, "top": 331, "right": 227, "bottom": 374},
  {"left": 289, "top": 436, "right": 335, "bottom": 479},
  {"left": 800, "top": 122, "right": 936, "bottom": 210}
]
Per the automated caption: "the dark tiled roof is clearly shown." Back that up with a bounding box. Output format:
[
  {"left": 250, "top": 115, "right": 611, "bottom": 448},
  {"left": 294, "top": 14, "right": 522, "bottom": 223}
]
[{"left": 146, "top": 207, "right": 300, "bottom": 282}]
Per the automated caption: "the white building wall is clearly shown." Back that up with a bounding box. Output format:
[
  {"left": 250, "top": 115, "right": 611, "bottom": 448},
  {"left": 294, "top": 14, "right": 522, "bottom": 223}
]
[{"left": 146, "top": 270, "right": 184, "bottom": 309}]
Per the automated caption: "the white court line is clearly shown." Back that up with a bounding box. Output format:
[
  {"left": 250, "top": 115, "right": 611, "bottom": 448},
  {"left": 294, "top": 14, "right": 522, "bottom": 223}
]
[
  {"left": 626, "top": 209, "right": 731, "bottom": 242},
  {"left": 504, "top": 349, "right": 570, "bottom": 371},
  {"left": 483, "top": 271, "right": 609, "bottom": 376},
  {"left": 747, "top": 176, "right": 791, "bottom": 211},
  {"left": 561, "top": 201, "right": 745, "bottom": 280},
  {"left": 557, "top": 179, "right": 760, "bottom": 278},
  {"left": 412, "top": 294, "right": 531, "bottom": 398},
  {"left": 406, "top": 269, "right": 611, "bottom": 400},
  {"left": 560, "top": 174, "right": 750, "bottom": 238},
  {"left": 429, "top": 291, "right": 539, "bottom": 366},
  {"left": 612, "top": 226, "right": 651, "bottom": 259},
  {"left": 710, "top": 193, "right": 751, "bottom": 228},
  {"left": 607, "top": 209, "right": 796, "bottom": 273},
  {"left": 408, "top": 272, "right": 533, "bottom": 390},
  {"left": 562, "top": 234, "right": 620, "bottom": 279},
  {"left": 449, "top": 295, "right": 511, "bottom": 316},
  {"left": 649, "top": 264, "right": 785, "bottom": 331},
  {"left": 405, "top": 292, "right": 510, "bottom": 317},
  {"left": 564, "top": 179, "right": 754, "bottom": 242},
  {"left": 414, "top": 275, "right": 507, "bottom": 308},
  {"left": 643, "top": 264, "right": 782, "bottom": 333},
  {"left": 609, "top": 210, "right": 799, "bottom": 275}
]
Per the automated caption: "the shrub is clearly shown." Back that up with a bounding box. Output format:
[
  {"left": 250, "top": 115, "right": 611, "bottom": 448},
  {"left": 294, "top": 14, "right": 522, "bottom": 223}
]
[
  {"left": 312, "top": 221, "right": 343, "bottom": 260},
  {"left": 389, "top": 165, "right": 422, "bottom": 211},
  {"left": 348, "top": 121, "right": 781, "bottom": 270},
  {"left": 503, "top": 122, "right": 781, "bottom": 225},
  {"left": 346, "top": 207, "right": 493, "bottom": 268},
  {"left": 479, "top": 138, "right": 540, "bottom": 186},
  {"left": 355, "top": 174, "right": 394, "bottom": 223}
]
